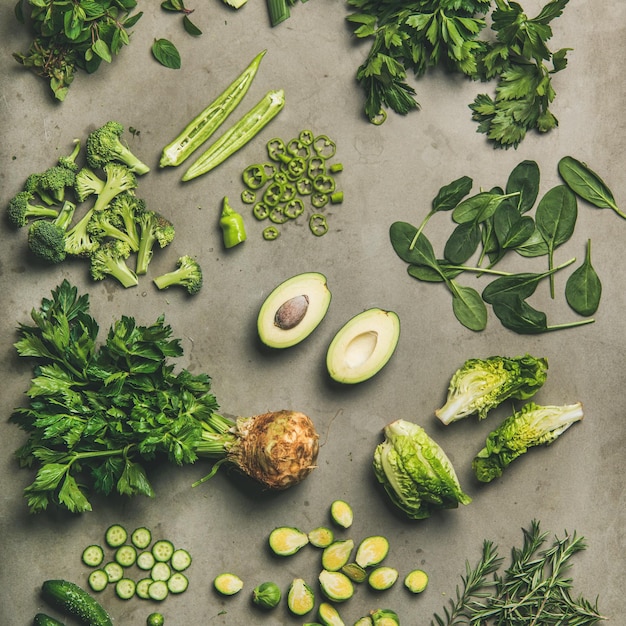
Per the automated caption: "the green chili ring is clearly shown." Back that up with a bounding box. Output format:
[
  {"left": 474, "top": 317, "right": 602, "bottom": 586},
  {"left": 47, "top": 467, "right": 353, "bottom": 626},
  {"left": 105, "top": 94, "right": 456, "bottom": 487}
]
[
  {"left": 263, "top": 181, "right": 284, "bottom": 206},
  {"left": 284, "top": 198, "right": 304, "bottom": 219},
  {"left": 286, "top": 156, "right": 307, "bottom": 181},
  {"left": 313, "top": 174, "right": 335, "bottom": 194},
  {"left": 296, "top": 177, "right": 313, "bottom": 195},
  {"left": 263, "top": 226, "right": 280, "bottom": 240},
  {"left": 307, "top": 156, "right": 326, "bottom": 179},
  {"left": 280, "top": 183, "right": 297, "bottom": 202},
  {"left": 370, "top": 109, "right": 387, "bottom": 126},
  {"left": 269, "top": 205, "right": 289, "bottom": 224},
  {"left": 311, "top": 192, "right": 329, "bottom": 209},
  {"left": 287, "top": 138, "right": 310, "bottom": 160},
  {"left": 242, "top": 164, "right": 268, "bottom": 190},
  {"left": 298, "top": 129, "right": 314, "bottom": 145},
  {"left": 253, "top": 201, "right": 271, "bottom": 220},
  {"left": 309, "top": 213, "right": 329, "bottom": 237},
  {"left": 241, "top": 189, "right": 256, "bottom": 204},
  {"left": 313, "top": 135, "right": 336, "bottom": 159},
  {"left": 267, "top": 137, "right": 287, "bottom": 162},
  {"left": 273, "top": 171, "right": 289, "bottom": 186}
]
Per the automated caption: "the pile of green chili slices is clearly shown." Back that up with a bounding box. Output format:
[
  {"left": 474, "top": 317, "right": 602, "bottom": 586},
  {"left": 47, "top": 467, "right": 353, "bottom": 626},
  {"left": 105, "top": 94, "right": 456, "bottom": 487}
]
[{"left": 239, "top": 130, "right": 344, "bottom": 240}]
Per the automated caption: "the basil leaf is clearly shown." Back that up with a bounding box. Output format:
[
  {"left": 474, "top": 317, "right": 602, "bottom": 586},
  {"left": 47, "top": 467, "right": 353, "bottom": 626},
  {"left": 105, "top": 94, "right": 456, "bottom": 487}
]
[
  {"left": 506, "top": 160, "right": 540, "bottom": 213},
  {"left": 152, "top": 38, "right": 181, "bottom": 69},
  {"left": 558, "top": 155, "right": 623, "bottom": 217},
  {"left": 565, "top": 239, "right": 602, "bottom": 316},
  {"left": 183, "top": 15, "right": 202, "bottom": 36},
  {"left": 92, "top": 38, "right": 112, "bottom": 63}
]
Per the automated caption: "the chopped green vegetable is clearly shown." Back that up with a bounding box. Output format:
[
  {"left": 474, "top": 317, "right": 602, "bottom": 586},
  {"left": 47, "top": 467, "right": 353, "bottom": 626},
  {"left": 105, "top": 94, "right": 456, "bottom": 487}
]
[
  {"left": 318, "top": 602, "right": 345, "bottom": 626},
  {"left": 252, "top": 581, "right": 282, "bottom": 609},
  {"left": 287, "top": 578, "right": 315, "bottom": 615},
  {"left": 371, "top": 609, "right": 400, "bottom": 626},
  {"left": 268, "top": 526, "right": 309, "bottom": 556},
  {"left": 435, "top": 354, "right": 548, "bottom": 425},
  {"left": 160, "top": 50, "right": 266, "bottom": 168},
  {"left": 473, "top": 402, "right": 584, "bottom": 482},
  {"left": 214, "top": 573, "right": 244, "bottom": 596},
  {"left": 318, "top": 569, "right": 354, "bottom": 602},
  {"left": 115, "top": 545, "right": 137, "bottom": 568},
  {"left": 103, "top": 562, "right": 124, "bottom": 583},
  {"left": 82, "top": 545, "right": 104, "bottom": 568},
  {"left": 87, "top": 570, "right": 108, "bottom": 593},
  {"left": 153, "top": 255, "right": 203, "bottom": 295},
  {"left": 136, "top": 209, "right": 175, "bottom": 275},
  {"left": 404, "top": 568, "right": 428, "bottom": 594},
  {"left": 355, "top": 536, "right": 389, "bottom": 568},
  {"left": 308, "top": 527, "right": 334, "bottom": 548},
  {"left": 115, "top": 578, "right": 136, "bottom": 600},
  {"left": 86, "top": 121, "right": 150, "bottom": 175},
  {"left": 105, "top": 525, "right": 128, "bottom": 548},
  {"left": 220, "top": 196, "right": 247, "bottom": 248},
  {"left": 330, "top": 500, "right": 353, "bottom": 528},
  {"left": 148, "top": 580, "right": 169, "bottom": 601},
  {"left": 368, "top": 566, "right": 399, "bottom": 591},
  {"left": 341, "top": 562, "right": 367, "bottom": 583},
  {"left": 131, "top": 527, "right": 152, "bottom": 550},
  {"left": 321, "top": 539, "right": 354, "bottom": 572},
  {"left": 373, "top": 419, "right": 471, "bottom": 520},
  {"left": 147, "top": 613, "right": 165, "bottom": 626}
]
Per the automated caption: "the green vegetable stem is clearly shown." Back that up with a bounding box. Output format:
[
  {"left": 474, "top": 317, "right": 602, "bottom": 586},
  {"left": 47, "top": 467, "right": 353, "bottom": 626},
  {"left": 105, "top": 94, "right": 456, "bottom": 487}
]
[{"left": 220, "top": 197, "right": 247, "bottom": 248}]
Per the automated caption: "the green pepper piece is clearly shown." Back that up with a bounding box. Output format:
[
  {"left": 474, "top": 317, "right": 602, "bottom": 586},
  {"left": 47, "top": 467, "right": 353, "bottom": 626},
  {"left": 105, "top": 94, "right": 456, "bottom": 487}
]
[
  {"left": 309, "top": 213, "right": 329, "bottom": 237},
  {"left": 242, "top": 164, "right": 268, "bottom": 190},
  {"left": 299, "top": 129, "right": 314, "bottom": 145},
  {"left": 311, "top": 192, "right": 329, "bottom": 209},
  {"left": 287, "top": 138, "right": 310, "bottom": 160},
  {"left": 280, "top": 183, "right": 297, "bottom": 202},
  {"left": 241, "top": 189, "right": 256, "bottom": 204},
  {"left": 329, "top": 162, "right": 344, "bottom": 173},
  {"left": 330, "top": 191, "right": 344, "bottom": 204},
  {"left": 269, "top": 204, "right": 289, "bottom": 224},
  {"left": 267, "top": 137, "right": 290, "bottom": 163},
  {"left": 253, "top": 201, "right": 270, "bottom": 220},
  {"left": 263, "top": 225, "right": 280, "bottom": 240},
  {"left": 313, "top": 135, "right": 336, "bottom": 159},
  {"left": 284, "top": 198, "right": 304, "bottom": 219},
  {"left": 313, "top": 174, "right": 335, "bottom": 194},
  {"left": 286, "top": 157, "right": 307, "bottom": 181},
  {"left": 296, "top": 177, "right": 313, "bottom": 196},
  {"left": 274, "top": 171, "right": 289, "bottom": 186},
  {"left": 307, "top": 156, "right": 326, "bottom": 179},
  {"left": 263, "top": 181, "right": 284, "bottom": 206},
  {"left": 220, "top": 196, "right": 247, "bottom": 248}
]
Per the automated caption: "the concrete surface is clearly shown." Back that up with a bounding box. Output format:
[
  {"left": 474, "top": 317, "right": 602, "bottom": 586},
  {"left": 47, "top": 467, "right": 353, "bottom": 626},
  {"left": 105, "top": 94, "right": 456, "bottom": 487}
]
[{"left": 0, "top": 0, "right": 624, "bottom": 624}]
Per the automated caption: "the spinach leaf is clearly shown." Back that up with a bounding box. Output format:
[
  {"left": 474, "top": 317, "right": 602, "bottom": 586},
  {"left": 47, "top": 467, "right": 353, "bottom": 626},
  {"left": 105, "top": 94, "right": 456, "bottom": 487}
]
[
  {"left": 444, "top": 222, "right": 481, "bottom": 265},
  {"left": 514, "top": 227, "right": 549, "bottom": 258},
  {"left": 432, "top": 175, "right": 473, "bottom": 213},
  {"left": 558, "top": 156, "right": 624, "bottom": 218},
  {"left": 493, "top": 202, "right": 535, "bottom": 250},
  {"left": 535, "top": 185, "right": 577, "bottom": 296},
  {"left": 389, "top": 221, "right": 440, "bottom": 269},
  {"left": 506, "top": 160, "right": 540, "bottom": 213},
  {"left": 565, "top": 239, "right": 602, "bottom": 316},
  {"left": 449, "top": 281, "right": 488, "bottom": 332},
  {"left": 408, "top": 263, "right": 463, "bottom": 283}
]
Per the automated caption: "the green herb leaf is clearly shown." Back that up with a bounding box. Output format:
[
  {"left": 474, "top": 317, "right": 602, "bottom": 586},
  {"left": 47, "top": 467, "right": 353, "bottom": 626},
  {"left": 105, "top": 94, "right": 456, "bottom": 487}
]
[
  {"left": 565, "top": 239, "right": 602, "bottom": 316},
  {"left": 183, "top": 15, "right": 202, "bottom": 36},
  {"left": 506, "top": 160, "right": 540, "bottom": 213},
  {"left": 152, "top": 38, "right": 181, "bottom": 69},
  {"left": 450, "top": 281, "right": 487, "bottom": 332}
]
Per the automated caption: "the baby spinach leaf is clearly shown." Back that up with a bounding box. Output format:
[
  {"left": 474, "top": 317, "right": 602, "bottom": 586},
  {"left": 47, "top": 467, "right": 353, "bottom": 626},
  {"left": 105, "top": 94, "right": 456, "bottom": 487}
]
[
  {"left": 506, "top": 160, "right": 540, "bottom": 213},
  {"left": 389, "top": 221, "right": 439, "bottom": 269},
  {"left": 452, "top": 192, "right": 502, "bottom": 224},
  {"left": 432, "top": 175, "right": 473, "bottom": 213},
  {"left": 558, "top": 156, "right": 624, "bottom": 218},
  {"left": 493, "top": 202, "right": 535, "bottom": 250},
  {"left": 535, "top": 184, "right": 577, "bottom": 296},
  {"left": 444, "top": 222, "right": 481, "bottom": 265},
  {"left": 152, "top": 38, "right": 181, "bottom": 69},
  {"left": 514, "top": 227, "right": 549, "bottom": 258},
  {"left": 565, "top": 239, "right": 602, "bottom": 316},
  {"left": 408, "top": 263, "right": 463, "bottom": 283},
  {"left": 450, "top": 281, "right": 488, "bottom": 332}
]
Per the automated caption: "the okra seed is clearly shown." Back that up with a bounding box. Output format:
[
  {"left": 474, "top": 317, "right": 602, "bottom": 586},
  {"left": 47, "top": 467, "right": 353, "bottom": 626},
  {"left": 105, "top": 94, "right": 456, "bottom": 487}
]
[{"left": 274, "top": 295, "right": 309, "bottom": 330}]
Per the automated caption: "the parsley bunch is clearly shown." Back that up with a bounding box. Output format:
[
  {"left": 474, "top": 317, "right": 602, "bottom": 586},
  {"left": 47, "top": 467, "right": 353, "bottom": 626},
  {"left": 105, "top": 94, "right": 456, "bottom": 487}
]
[
  {"left": 11, "top": 280, "right": 220, "bottom": 514},
  {"left": 346, "top": 0, "right": 571, "bottom": 148}
]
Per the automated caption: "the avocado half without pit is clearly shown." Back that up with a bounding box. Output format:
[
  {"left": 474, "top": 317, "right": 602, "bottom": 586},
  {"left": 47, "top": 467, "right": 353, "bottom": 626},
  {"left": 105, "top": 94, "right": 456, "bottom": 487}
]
[
  {"left": 326, "top": 308, "right": 400, "bottom": 384},
  {"left": 257, "top": 272, "right": 332, "bottom": 349}
]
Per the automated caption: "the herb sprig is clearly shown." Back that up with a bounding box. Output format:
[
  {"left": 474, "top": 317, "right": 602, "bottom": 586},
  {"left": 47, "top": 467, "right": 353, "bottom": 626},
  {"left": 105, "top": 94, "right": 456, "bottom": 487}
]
[
  {"left": 346, "top": 0, "right": 572, "bottom": 148},
  {"left": 432, "top": 520, "right": 607, "bottom": 625}
]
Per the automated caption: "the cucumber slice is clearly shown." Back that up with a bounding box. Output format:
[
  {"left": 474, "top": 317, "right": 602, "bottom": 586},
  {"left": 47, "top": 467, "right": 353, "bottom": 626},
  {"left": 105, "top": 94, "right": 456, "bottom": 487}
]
[
  {"left": 148, "top": 580, "right": 169, "bottom": 601},
  {"left": 105, "top": 524, "right": 128, "bottom": 548},
  {"left": 103, "top": 561, "right": 124, "bottom": 583},
  {"left": 151, "top": 561, "right": 171, "bottom": 582},
  {"left": 131, "top": 526, "right": 152, "bottom": 550},
  {"left": 114, "top": 545, "right": 137, "bottom": 567},
  {"left": 82, "top": 544, "right": 105, "bottom": 568},
  {"left": 115, "top": 578, "right": 136, "bottom": 600},
  {"left": 136, "top": 550, "right": 156, "bottom": 571},
  {"left": 135, "top": 577, "right": 152, "bottom": 600},
  {"left": 88, "top": 569, "right": 109, "bottom": 592},
  {"left": 170, "top": 548, "right": 192, "bottom": 572},
  {"left": 167, "top": 572, "right": 189, "bottom": 594},
  {"left": 152, "top": 539, "right": 175, "bottom": 562}
]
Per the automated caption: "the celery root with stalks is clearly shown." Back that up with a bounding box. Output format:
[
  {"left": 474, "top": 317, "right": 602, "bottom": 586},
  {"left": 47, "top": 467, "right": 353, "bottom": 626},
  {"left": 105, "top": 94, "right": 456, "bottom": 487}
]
[{"left": 10, "top": 281, "right": 320, "bottom": 514}]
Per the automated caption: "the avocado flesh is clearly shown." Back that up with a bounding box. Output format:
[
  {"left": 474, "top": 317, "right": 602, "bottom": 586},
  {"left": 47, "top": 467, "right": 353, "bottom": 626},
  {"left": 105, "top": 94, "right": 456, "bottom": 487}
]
[
  {"left": 257, "top": 272, "right": 332, "bottom": 349},
  {"left": 326, "top": 308, "right": 400, "bottom": 384}
]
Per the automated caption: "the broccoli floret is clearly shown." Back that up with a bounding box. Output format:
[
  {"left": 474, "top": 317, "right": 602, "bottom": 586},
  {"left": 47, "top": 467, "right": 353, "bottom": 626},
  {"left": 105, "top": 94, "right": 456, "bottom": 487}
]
[
  {"left": 89, "top": 240, "right": 139, "bottom": 288},
  {"left": 109, "top": 192, "right": 145, "bottom": 251},
  {"left": 38, "top": 165, "right": 76, "bottom": 203},
  {"left": 26, "top": 201, "right": 77, "bottom": 264},
  {"left": 153, "top": 255, "right": 203, "bottom": 294},
  {"left": 435, "top": 354, "right": 549, "bottom": 425},
  {"left": 92, "top": 162, "right": 138, "bottom": 213},
  {"left": 57, "top": 138, "right": 82, "bottom": 172},
  {"left": 75, "top": 167, "right": 106, "bottom": 202},
  {"left": 86, "top": 121, "right": 150, "bottom": 175},
  {"left": 88, "top": 208, "right": 140, "bottom": 251},
  {"left": 23, "top": 172, "right": 57, "bottom": 205},
  {"left": 7, "top": 191, "right": 59, "bottom": 227},
  {"left": 65, "top": 207, "right": 100, "bottom": 257},
  {"left": 472, "top": 402, "right": 584, "bottom": 483},
  {"left": 136, "top": 210, "right": 175, "bottom": 275}
]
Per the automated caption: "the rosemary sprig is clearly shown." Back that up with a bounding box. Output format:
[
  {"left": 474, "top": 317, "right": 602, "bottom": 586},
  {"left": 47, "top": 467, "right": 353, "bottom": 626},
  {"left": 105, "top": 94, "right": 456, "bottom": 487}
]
[{"left": 431, "top": 520, "right": 607, "bottom": 626}]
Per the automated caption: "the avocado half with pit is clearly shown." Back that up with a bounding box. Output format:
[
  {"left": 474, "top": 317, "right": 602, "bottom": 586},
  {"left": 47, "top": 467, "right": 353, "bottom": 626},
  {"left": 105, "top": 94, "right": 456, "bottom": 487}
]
[
  {"left": 257, "top": 272, "right": 332, "bottom": 349},
  {"left": 326, "top": 308, "right": 400, "bottom": 384}
]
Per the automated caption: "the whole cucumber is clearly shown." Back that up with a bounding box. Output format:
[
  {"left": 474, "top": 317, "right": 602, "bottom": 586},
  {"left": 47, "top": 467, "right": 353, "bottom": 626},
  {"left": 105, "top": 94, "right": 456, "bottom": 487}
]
[{"left": 41, "top": 579, "right": 113, "bottom": 626}]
